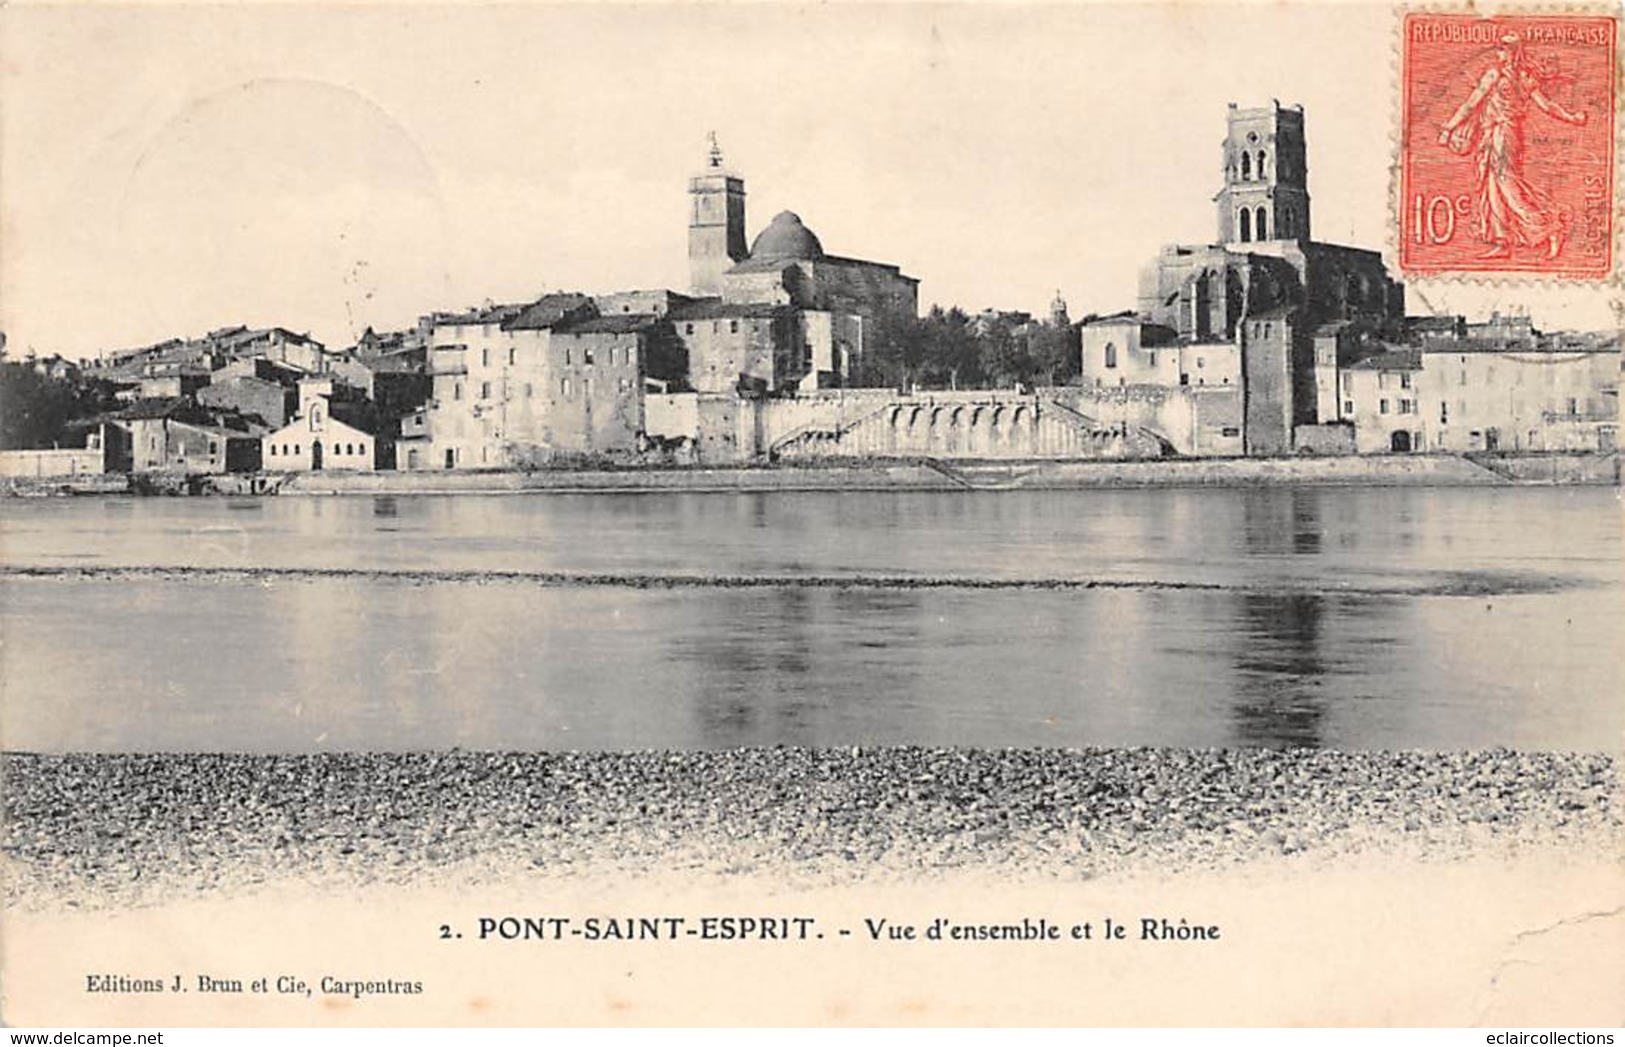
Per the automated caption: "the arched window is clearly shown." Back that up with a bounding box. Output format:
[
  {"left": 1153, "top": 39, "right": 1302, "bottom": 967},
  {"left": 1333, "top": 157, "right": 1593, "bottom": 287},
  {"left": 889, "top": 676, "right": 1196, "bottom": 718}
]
[
  {"left": 1281, "top": 208, "right": 1294, "bottom": 238},
  {"left": 1240, "top": 151, "right": 1251, "bottom": 180},
  {"left": 1257, "top": 151, "right": 1267, "bottom": 180},
  {"left": 309, "top": 404, "right": 322, "bottom": 430},
  {"left": 1104, "top": 343, "right": 1117, "bottom": 369},
  {"left": 1255, "top": 206, "right": 1268, "bottom": 240},
  {"left": 1239, "top": 209, "right": 1251, "bottom": 242}
]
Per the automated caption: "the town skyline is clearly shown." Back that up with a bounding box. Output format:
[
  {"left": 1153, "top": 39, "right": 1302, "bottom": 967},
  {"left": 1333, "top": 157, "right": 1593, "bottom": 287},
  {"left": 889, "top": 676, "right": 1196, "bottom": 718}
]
[{"left": 2, "top": 2, "right": 1617, "bottom": 362}]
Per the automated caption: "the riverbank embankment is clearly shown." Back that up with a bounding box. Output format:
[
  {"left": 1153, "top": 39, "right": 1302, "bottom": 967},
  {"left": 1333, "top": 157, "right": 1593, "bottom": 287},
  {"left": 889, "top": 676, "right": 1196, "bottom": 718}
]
[
  {"left": 282, "top": 451, "right": 1618, "bottom": 495},
  {"left": 3, "top": 451, "right": 1615, "bottom": 497}
]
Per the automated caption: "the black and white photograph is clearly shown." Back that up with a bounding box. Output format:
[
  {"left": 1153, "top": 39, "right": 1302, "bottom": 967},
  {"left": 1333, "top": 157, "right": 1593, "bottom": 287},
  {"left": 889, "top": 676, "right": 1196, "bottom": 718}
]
[{"left": 1, "top": 0, "right": 1620, "bottom": 1029}]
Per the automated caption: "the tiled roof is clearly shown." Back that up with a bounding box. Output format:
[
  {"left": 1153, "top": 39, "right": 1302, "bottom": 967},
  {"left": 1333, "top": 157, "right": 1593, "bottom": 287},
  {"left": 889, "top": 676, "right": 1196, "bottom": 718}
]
[
  {"left": 1078, "top": 311, "right": 1144, "bottom": 327},
  {"left": 668, "top": 300, "right": 789, "bottom": 321},
  {"left": 1347, "top": 349, "right": 1421, "bottom": 371},
  {"left": 1420, "top": 340, "right": 1621, "bottom": 356},
  {"left": 433, "top": 302, "right": 532, "bottom": 327},
  {"left": 112, "top": 397, "right": 191, "bottom": 420},
  {"left": 723, "top": 253, "right": 914, "bottom": 279},
  {"left": 555, "top": 315, "right": 661, "bottom": 335},
  {"left": 502, "top": 294, "right": 597, "bottom": 331}
]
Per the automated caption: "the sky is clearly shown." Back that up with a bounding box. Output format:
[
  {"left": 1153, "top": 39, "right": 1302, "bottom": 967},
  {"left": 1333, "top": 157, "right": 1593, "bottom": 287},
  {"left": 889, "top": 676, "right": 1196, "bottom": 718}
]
[{"left": 2, "top": 2, "right": 1618, "bottom": 360}]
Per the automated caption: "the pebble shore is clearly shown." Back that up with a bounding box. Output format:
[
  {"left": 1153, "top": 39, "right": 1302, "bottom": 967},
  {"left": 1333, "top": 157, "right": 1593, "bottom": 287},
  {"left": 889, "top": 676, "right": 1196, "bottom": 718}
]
[{"left": 3, "top": 747, "right": 1619, "bottom": 910}]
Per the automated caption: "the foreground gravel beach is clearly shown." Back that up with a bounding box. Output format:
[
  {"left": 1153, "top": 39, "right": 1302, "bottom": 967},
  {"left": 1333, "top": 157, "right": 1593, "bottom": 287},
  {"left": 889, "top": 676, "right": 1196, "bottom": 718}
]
[{"left": 4, "top": 747, "right": 1618, "bottom": 911}]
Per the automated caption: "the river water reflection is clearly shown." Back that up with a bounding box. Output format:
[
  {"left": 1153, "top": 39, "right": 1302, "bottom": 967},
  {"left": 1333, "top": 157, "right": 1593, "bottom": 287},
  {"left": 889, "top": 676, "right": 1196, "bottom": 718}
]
[{"left": 1, "top": 486, "right": 1618, "bottom": 752}]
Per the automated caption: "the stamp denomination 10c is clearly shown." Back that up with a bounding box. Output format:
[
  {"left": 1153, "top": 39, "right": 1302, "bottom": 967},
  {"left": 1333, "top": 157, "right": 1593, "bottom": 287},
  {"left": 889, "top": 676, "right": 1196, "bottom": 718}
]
[{"left": 1399, "top": 13, "right": 1617, "bottom": 279}]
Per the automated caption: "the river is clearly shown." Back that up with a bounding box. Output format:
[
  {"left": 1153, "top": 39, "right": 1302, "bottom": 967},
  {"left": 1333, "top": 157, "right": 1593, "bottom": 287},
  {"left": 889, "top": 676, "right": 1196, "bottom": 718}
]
[{"left": 1, "top": 486, "right": 1618, "bottom": 752}]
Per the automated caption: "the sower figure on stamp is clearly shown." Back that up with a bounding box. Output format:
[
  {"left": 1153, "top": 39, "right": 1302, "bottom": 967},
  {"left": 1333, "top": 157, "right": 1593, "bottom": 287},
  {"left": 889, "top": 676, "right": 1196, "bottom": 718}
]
[{"left": 1438, "top": 32, "right": 1589, "bottom": 260}]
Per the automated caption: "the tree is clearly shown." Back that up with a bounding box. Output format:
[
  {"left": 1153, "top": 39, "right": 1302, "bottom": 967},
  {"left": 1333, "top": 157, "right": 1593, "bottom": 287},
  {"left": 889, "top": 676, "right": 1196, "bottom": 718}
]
[
  {"left": 0, "top": 363, "right": 115, "bottom": 449},
  {"left": 1028, "top": 323, "right": 1080, "bottom": 387}
]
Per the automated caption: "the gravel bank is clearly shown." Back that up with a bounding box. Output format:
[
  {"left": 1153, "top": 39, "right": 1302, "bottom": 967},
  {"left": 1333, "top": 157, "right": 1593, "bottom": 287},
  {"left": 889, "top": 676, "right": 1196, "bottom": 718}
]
[{"left": 3, "top": 748, "right": 1618, "bottom": 910}]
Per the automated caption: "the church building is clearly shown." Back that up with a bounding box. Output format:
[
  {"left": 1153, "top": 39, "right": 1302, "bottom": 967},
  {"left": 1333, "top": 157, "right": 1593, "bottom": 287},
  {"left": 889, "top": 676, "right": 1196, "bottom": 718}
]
[
  {"left": 1084, "top": 101, "right": 1405, "bottom": 455},
  {"left": 680, "top": 136, "right": 919, "bottom": 393}
]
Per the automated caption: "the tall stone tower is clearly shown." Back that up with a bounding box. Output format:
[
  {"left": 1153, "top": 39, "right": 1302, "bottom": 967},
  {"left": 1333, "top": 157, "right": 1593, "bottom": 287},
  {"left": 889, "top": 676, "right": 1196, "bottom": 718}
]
[
  {"left": 1216, "top": 101, "right": 1311, "bottom": 246},
  {"left": 688, "top": 133, "right": 747, "bottom": 296}
]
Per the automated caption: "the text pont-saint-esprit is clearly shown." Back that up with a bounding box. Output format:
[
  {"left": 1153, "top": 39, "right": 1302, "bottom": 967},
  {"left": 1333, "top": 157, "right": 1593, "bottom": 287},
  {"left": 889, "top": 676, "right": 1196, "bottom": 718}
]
[{"left": 459, "top": 914, "right": 1222, "bottom": 943}]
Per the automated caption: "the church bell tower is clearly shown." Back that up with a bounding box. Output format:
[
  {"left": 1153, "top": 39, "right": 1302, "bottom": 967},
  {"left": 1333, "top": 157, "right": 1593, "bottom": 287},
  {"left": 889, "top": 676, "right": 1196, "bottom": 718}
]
[
  {"left": 1216, "top": 101, "right": 1311, "bottom": 246},
  {"left": 688, "top": 133, "right": 748, "bottom": 296}
]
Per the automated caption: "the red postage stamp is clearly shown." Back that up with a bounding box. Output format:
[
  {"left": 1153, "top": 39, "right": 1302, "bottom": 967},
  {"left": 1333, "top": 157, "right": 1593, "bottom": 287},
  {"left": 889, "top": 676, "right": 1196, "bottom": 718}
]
[{"left": 1399, "top": 12, "right": 1617, "bottom": 279}]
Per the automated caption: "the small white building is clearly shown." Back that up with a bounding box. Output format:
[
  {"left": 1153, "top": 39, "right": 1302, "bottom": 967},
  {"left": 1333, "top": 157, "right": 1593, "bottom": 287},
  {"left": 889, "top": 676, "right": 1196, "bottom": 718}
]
[{"left": 263, "top": 379, "right": 382, "bottom": 471}]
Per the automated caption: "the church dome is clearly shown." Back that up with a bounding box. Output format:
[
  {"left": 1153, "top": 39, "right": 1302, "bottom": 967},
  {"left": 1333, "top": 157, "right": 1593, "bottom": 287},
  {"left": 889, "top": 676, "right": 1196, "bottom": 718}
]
[{"left": 749, "top": 211, "right": 825, "bottom": 261}]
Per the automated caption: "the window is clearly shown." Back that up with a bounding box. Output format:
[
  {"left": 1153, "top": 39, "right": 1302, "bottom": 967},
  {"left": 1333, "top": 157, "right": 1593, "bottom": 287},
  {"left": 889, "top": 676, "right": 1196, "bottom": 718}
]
[
  {"left": 294, "top": 444, "right": 301, "bottom": 455},
  {"left": 1440, "top": 402, "right": 1449, "bottom": 424},
  {"left": 584, "top": 348, "right": 595, "bottom": 366},
  {"left": 481, "top": 348, "right": 489, "bottom": 367},
  {"left": 1179, "top": 373, "right": 1190, "bottom": 386},
  {"left": 1221, "top": 427, "right": 1241, "bottom": 437},
  {"left": 1400, "top": 372, "right": 1412, "bottom": 389},
  {"left": 210, "top": 441, "right": 219, "bottom": 454},
  {"left": 454, "top": 383, "right": 463, "bottom": 401},
  {"left": 359, "top": 442, "right": 367, "bottom": 456},
  {"left": 685, "top": 323, "right": 694, "bottom": 335},
  {"left": 1239, "top": 208, "right": 1251, "bottom": 242},
  {"left": 1255, "top": 207, "right": 1267, "bottom": 240},
  {"left": 1378, "top": 372, "right": 1388, "bottom": 389},
  {"left": 1263, "top": 323, "right": 1271, "bottom": 339},
  {"left": 508, "top": 348, "right": 516, "bottom": 366},
  {"left": 1104, "top": 343, "right": 1117, "bottom": 368},
  {"left": 481, "top": 381, "right": 491, "bottom": 400},
  {"left": 1241, "top": 151, "right": 1251, "bottom": 180},
  {"left": 729, "top": 320, "right": 739, "bottom": 333},
  {"left": 565, "top": 349, "right": 572, "bottom": 366},
  {"left": 1147, "top": 352, "right": 1156, "bottom": 368},
  {"left": 1197, "top": 357, "right": 1206, "bottom": 369},
  {"left": 562, "top": 377, "right": 573, "bottom": 398},
  {"left": 344, "top": 443, "right": 353, "bottom": 455},
  {"left": 270, "top": 444, "right": 278, "bottom": 457},
  {"left": 1398, "top": 399, "right": 1414, "bottom": 414},
  {"left": 1343, "top": 400, "right": 1354, "bottom": 415},
  {"left": 584, "top": 377, "right": 594, "bottom": 398},
  {"left": 310, "top": 404, "right": 323, "bottom": 429},
  {"left": 1568, "top": 397, "right": 1579, "bottom": 415},
  {"left": 525, "top": 383, "right": 533, "bottom": 398},
  {"left": 1257, "top": 150, "right": 1267, "bottom": 178},
  {"left": 1379, "top": 399, "right": 1389, "bottom": 415}
]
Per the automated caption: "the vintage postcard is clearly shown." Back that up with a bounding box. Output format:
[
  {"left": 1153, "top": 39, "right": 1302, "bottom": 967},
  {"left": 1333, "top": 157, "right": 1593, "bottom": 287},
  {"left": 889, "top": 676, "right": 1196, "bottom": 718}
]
[{"left": 1, "top": 0, "right": 1621, "bottom": 1030}]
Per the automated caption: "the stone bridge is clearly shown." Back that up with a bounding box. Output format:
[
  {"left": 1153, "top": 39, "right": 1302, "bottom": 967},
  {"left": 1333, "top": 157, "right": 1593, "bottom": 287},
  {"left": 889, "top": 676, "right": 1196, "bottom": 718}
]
[{"left": 771, "top": 395, "right": 1170, "bottom": 460}]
